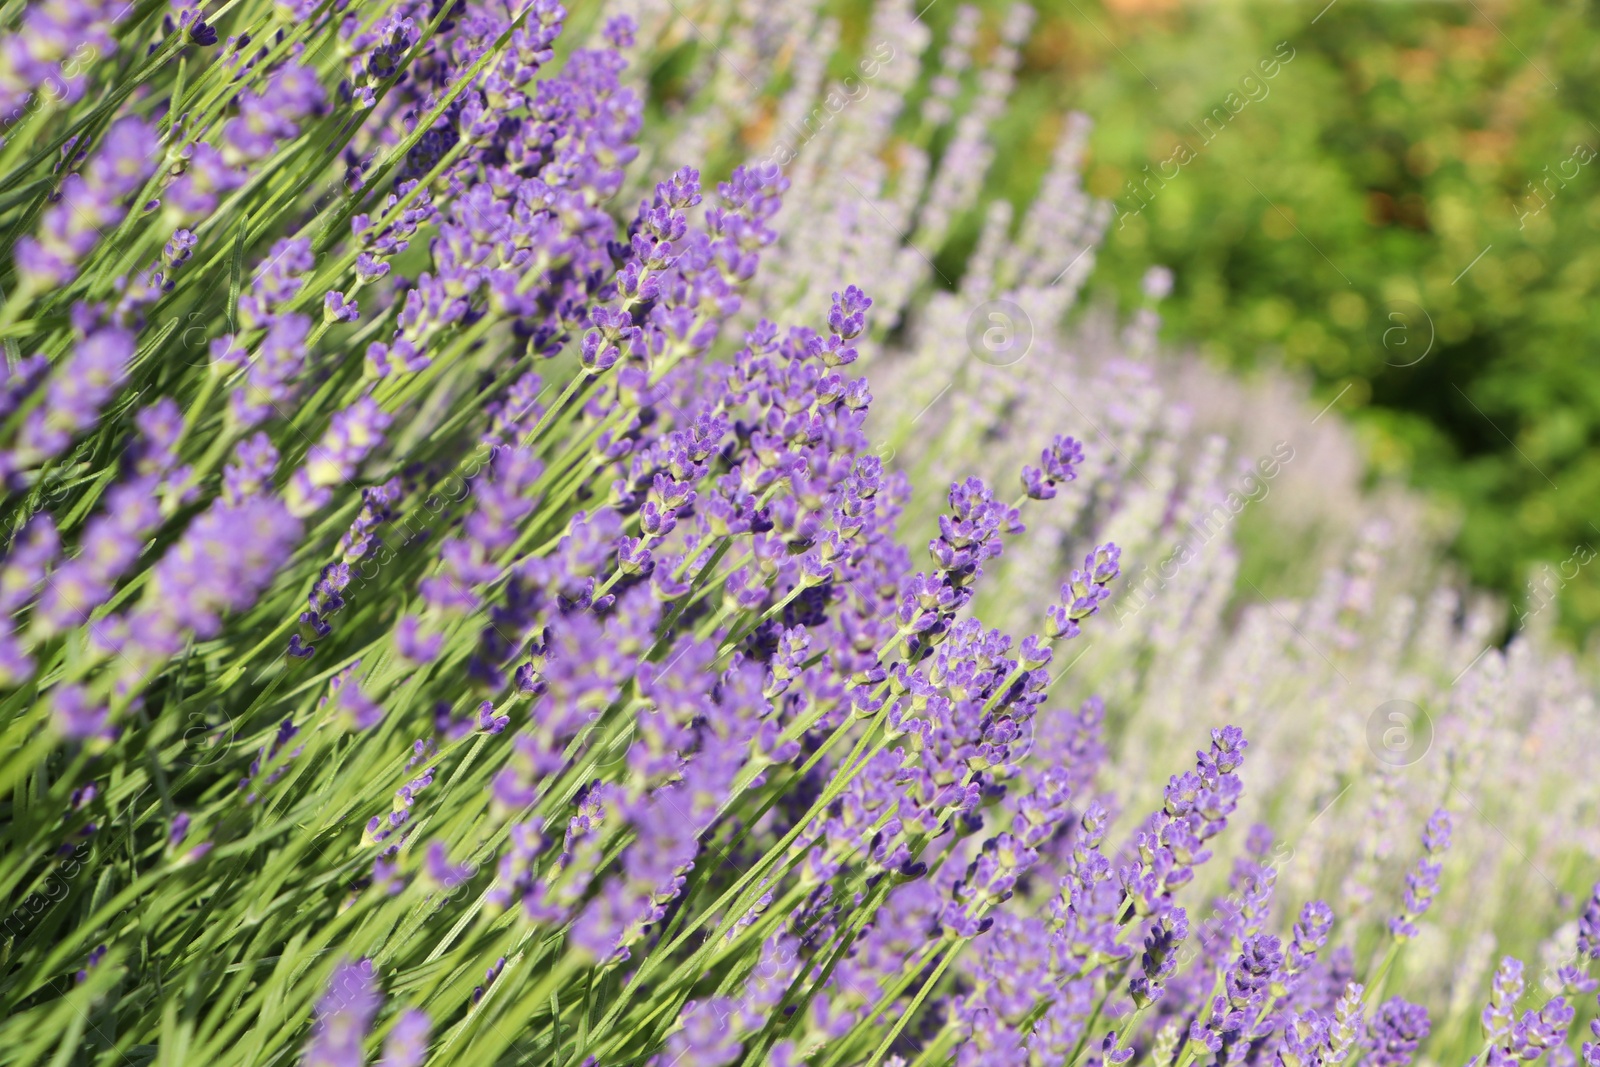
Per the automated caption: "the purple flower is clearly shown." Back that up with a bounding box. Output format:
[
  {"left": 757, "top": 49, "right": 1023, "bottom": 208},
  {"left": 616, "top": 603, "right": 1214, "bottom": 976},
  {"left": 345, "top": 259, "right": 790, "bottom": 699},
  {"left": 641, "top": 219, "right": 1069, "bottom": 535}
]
[
  {"left": 364, "top": 765, "right": 436, "bottom": 848},
  {"left": 36, "top": 476, "right": 163, "bottom": 635},
  {"left": 326, "top": 675, "right": 384, "bottom": 731},
  {"left": 229, "top": 314, "right": 311, "bottom": 428},
  {"left": 0, "top": 0, "right": 126, "bottom": 119},
  {"left": 0, "top": 514, "right": 59, "bottom": 684},
  {"left": 50, "top": 684, "right": 110, "bottom": 741},
  {"left": 119, "top": 495, "right": 302, "bottom": 668},
  {"left": 162, "top": 228, "right": 198, "bottom": 269},
  {"left": 651, "top": 998, "right": 743, "bottom": 1067},
  {"left": 1420, "top": 807, "right": 1451, "bottom": 852},
  {"left": 287, "top": 398, "right": 393, "bottom": 516},
  {"left": 1323, "top": 983, "right": 1367, "bottom": 1066},
  {"left": 1102, "top": 1030, "right": 1135, "bottom": 1066},
  {"left": 223, "top": 433, "right": 280, "bottom": 503},
  {"left": 1189, "top": 996, "right": 1244, "bottom": 1055},
  {"left": 167, "top": 144, "right": 244, "bottom": 217},
  {"left": 476, "top": 702, "right": 509, "bottom": 734},
  {"left": 7, "top": 321, "right": 134, "bottom": 479},
  {"left": 130, "top": 397, "right": 186, "bottom": 476},
  {"left": 222, "top": 62, "right": 326, "bottom": 166},
  {"left": 1046, "top": 542, "right": 1120, "bottom": 639},
  {"left": 74, "top": 944, "right": 108, "bottom": 984},
  {"left": 305, "top": 959, "right": 380, "bottom": 1067},
  {"left": 1129, "top": 907, "right": 1189, "bottom": 1007},
  {"left": 0, "top": 353, "right": 48, "bottom": 428},
  {"left": 1224, "top": 934, "right": 1284, "bottom": 1013},
  {"left": 324, "top": 290, "right": 360, "bottom": 323},
  {"left": 828, "top": 285, "right": 871, "bottom": 340},
  {"left": 1503, "top": 998, "right": 1577, "bottom": 1064},
  {"left": 378, "top": 1010, "right": 430, "bottom": 1067},
  {"left": 422, "top": 841, "right": 473, "bottom": 890},
  {"left": 929, "top": 476, "right": 1022, "bottom": 582},
  {"left": 1389, "top": 808, "right": 1451, "bottom": 940},
  {"left": 1021, "top": 434, "right": 1085, "bottom": 500},
  {"left": 14, "top": 118, "right": 157, "bottom": 288},
  {"left": 1577, "top": 882, "right": 1600, "bottom": 961},
  {"left": 395, "top": 615, "right": 443, "bottom": 664},
  {"left": 239, "top": 719, "right": 305, "bottom": 803},
  {"left": 1118, "top": 725, "right": 1248, "bottom": 919},
  {"left": 1483, "top": 957, "right": 1526, "bottom": 1043},
  {"left": 601, "top": 12, "right": 634, "bottom": 49},
  {"left": 472, "top": 957, "right": 507, "bottom": 1006},
  {"left": 1365, "top": 997, "right": 1430, "bottom": 1067},
  {"left": 1278, "top": 1010, "right": 1332, "bottom": 1067},
  {"left": 1285, "top": 899, "right": 1335, "bottom": 987}
]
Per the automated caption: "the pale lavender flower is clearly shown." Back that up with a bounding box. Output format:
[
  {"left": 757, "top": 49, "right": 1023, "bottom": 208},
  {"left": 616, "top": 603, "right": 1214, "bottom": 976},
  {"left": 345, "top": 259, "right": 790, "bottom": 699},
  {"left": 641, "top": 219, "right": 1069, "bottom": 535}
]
[
  {"left": 229, "top": 314, "right": 311, "bottom": 429},
  {"left": 1278, "top": 1010, "right": 1332, "bottom": 1067},
  {"left": 14, "top": 118, "right": 157, "bottom": 288},
  {"left": 325, "top": 673, "right": 383, "bottom": 731},
  {"left": 35, "top": 396, "right": 185, "bottom": 631},
  {"left": 166, "top": 144, "right": 245, "bottom": 218},
  {"left": 6, "top": 321, "right": 135, "bottom": 481},
  {"left": 1323, "top": 983, "right": 1366, "bottom": 1067},
  {"left": 378, "top": 1010, "right": 430, "bottom": 1067},
  {"left": 0, "top": 514, "right": 59, "bottom": 684},
  {"left": 305, "top": 959, "right": 380, "bottom": 1067},
  {"left": 50, "top": 683, "right": 110, "bottom": 741},
  {"left": 118, "top": 494, "right": 302, "bottom": 666},
  {"left": 287, "top": 398, "right": 393, "bottom": 516},
  {"left": 422, "top": 840, "right": 472, "bottom": 890},
  {"left": 1577, "top": 883, "right": 1600, "bottom": 961},
  {"left": 1483, "top": 957, "right": 1527, "bottom": 1043},
  {"left": 222, "top": 62, "right": 326, "bottom": 166},
  {"left": 223, "top": 433, "right": 280, "bottom": 504},
  {"left": 0, "top": 0, "right": 126, "bottom": 116}
]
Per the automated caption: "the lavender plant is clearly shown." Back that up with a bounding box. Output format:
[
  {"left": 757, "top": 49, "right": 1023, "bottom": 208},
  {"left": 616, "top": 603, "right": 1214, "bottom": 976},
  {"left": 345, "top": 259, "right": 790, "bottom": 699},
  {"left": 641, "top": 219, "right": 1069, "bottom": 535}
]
[{"left": 0, "top": 2, "right": 1593, "bottom": 1067}]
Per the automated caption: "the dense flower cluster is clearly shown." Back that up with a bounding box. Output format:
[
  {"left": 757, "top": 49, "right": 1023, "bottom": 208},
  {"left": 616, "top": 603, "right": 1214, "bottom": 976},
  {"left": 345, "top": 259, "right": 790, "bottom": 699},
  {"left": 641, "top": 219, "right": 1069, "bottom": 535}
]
[{"left": 0, "top": 2, "right": 1591, "bottom": 1067}]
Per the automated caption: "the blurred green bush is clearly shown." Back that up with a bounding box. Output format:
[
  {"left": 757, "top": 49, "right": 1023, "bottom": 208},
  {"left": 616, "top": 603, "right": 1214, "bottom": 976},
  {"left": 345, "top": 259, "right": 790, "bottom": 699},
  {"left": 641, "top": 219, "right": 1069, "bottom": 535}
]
[{"left": 884, "top": 0, "right": 1600, "bottom": 640}]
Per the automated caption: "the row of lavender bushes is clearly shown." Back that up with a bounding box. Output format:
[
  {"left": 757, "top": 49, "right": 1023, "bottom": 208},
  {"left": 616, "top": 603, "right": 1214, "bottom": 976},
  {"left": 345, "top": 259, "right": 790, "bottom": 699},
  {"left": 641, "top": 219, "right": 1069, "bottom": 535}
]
[{"left": 0, "top": 1, "right": 1593, "bottom": 1066}]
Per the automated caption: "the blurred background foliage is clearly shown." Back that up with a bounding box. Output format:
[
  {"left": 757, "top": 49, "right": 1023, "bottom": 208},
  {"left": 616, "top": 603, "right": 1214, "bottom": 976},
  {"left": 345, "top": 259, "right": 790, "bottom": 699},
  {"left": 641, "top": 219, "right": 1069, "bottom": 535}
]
[{"left": 819, "top": 0, "right": 1600, "bottom": 643}]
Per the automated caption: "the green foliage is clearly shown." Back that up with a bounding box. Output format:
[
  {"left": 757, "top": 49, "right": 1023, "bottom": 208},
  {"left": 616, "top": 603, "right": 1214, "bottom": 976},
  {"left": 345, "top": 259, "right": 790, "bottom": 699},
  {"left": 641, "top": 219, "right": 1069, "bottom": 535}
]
[{"left": 905, "top": 0, "right": 1600, "bottom": 640}]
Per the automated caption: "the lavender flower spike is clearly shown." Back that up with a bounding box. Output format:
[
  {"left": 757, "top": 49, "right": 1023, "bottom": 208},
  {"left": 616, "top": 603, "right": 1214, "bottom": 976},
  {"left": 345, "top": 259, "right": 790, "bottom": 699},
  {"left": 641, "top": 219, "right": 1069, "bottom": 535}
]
[
  {"left": 1365, "top": 997, "right": 1430, "bottom": 1067},
  {"left": 1130, "top": 907, "right": 1189, "bottom": 1007},
  {"left": 4, "top": 321, "right": 135, "bottom": 483},
  {"left": 1022, "top": 434, "right": 1086, "bottom": 500},
  {"left": 1047, "top": 542, "right": 1121, "bottom": 640},
  {"left": 378, "top": 1010, "right": 431, "bottom": 1067},
  {"left": 287, "top": 398, "right": 393, "bottom": 516},
  {"left": 1389, "top": 808, "right": 1451, "bottom": 941},
  {"left": 304, "top": 959, "right": 381, "bottom": 1067}
]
